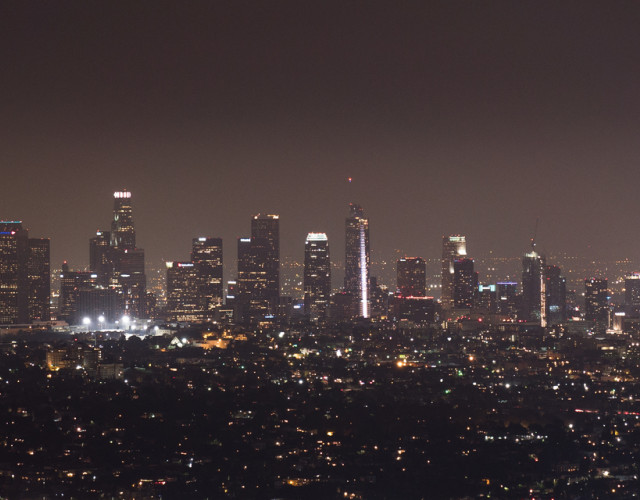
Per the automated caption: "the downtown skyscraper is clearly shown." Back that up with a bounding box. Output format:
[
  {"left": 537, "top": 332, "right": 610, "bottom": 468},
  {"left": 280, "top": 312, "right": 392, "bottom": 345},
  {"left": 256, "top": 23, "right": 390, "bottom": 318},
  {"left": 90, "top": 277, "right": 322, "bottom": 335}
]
[
  {"left": 441, "top": 235, "right": 467, "bottom": 311},
  {"left": 108, "top": 191, "right": 146, "bottom": 319},
  {"left": 521, "top": 246, "right": 546, "bottom": 326},
  {"left": 0, "top": 221, "right": 50, "bottom": 324},
  {"left": 165, "top": 237, "right": 223, "bottom": 323},
  {"left": 585, "top": 278, "right": 609, "bottom": 333},
  {"left": 625, "top": 273, "right": 640, "bottom": 317},
  {"left": 545, "top": 265, "right": 567, "bottom": 326},
  {"left": 61, "top": 191, "right": 147, "bottom": 324},
  {"left": 453, "top": 258, "right": 476, "bottom": 309},
  {"left": 303, "top": 233, "right": 331, "bottom": 321},
  {"left": 344, "top": 204, "right": 370, "bottom": 318},
  {"left": 235, "top": 214, "right": 280, "bottom": 323},
  {"left": 191, "top": 237, "right": 223, "bottom": 319},
  {"left": 251, "top": 214, "right": 280, "bottom": 309},
  {"left": 166, "top": 261, "right": 200, "bottom": 322}
]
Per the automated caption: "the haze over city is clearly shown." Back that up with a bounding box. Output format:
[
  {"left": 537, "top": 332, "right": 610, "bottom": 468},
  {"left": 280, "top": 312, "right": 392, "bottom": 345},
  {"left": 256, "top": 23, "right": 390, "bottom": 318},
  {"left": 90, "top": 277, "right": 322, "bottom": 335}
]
[
  {"left": 3, "top": 1, "right": 640, "bottom": 270},
  {"left": 6, "top": 3, "right": 640, "bottom": 498}
]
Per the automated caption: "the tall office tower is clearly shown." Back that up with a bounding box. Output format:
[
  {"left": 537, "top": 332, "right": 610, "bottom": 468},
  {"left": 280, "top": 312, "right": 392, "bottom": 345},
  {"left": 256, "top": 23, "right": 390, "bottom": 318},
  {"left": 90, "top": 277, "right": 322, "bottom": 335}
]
[
  {"left": 344, "top": 204, "right": 370, "bottom": 318},
  {"left": 625, "top": 273, "right": 640, "bottom": 317},
  {"left": 27, "top": 238, "right": 50, "bottom": 321},
  {"left": 453, "top": 258, "right": 476, "bottom": 309},
  {"left": 303, "top": 233, "right": 331, "bottom": 320},
  {"left": 166, "top": 262, "right": 200, "bottom": 322},
  {"left": 497, "top": 281, "right": 518, "bottom": 317},
  {"left": 0, "top": 221, "right": 28, "bottom": 324},
  {"left": 114, "top": 248, "right": 146, "bottom": 318},
  {"left": 110, "top": 191, "right": 136, "bottom": 249},
  {"left": 108, "top": 191, "right": 146, "bottom": 318},
  {"left": 251, "top": 214, "right": 280, "bottom": 307},
  {"left": 236, "top": 236, "right": 269, "bottom": 322},
  {"left": 236, "top": 237, "right": 255, "bottom": 321},
  {"left": 191, "top": 237, "right": 223, "bottom": 320},
  {"left": 441, "top": 236, "right": 467, "bottom": 310},
  {"left": 585, "top": 278, "right": 609, "bottom": 333},
  {"left": 89, "top": 230, "right": 112, "bottom": 283},
  {"left": 59, "top": 262, "right": 100, "bottom": 323},
  {"left": 397, "top": 257, "right": 426, "bottom": 297},
  {"left": 0, "top": 222, "right": 51, "bottom": 324},
  {"left": 545, "top": 265, "right": 566, "bottom": 326},
  {"left": 521, "top": 247, "right": 546, "bottom": 325}
]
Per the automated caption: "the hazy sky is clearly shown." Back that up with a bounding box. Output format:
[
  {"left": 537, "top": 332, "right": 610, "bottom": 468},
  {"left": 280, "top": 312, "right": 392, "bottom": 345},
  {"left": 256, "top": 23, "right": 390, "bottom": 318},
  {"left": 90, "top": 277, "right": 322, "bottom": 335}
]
[{"left": 2, "top": 1, "right": 640, "bottom": 274}]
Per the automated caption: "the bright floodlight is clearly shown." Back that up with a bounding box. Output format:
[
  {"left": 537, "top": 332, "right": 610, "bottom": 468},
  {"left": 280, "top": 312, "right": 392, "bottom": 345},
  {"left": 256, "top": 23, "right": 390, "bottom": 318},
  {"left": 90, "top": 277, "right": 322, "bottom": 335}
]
[
  {"left": 98, "top": 315, "right": 105, "bottom": 323},
  {"left": 82, "top": 317, "right": 91, "bottom": 326},
  {"left": 122, "top": 315, "right": 130, "bottom": 324}
]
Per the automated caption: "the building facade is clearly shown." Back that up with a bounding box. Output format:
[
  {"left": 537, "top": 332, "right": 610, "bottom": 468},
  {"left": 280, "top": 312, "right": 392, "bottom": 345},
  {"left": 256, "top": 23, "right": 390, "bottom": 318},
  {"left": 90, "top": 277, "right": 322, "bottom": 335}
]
[
  {"left": 397, "top": 257, "right": 426, "bottom": 297},
  {"left": 585, "top": 278, "right": 609, "bottom": 333},
  {"left": 344, "top": 204, "right": 370, "bottom": 318},
  {"left": 441, "top": 235, "right": 467, "bottom": 311},
  {"left": 191, "top": 237, "right": 223, "bottom": 320},
  {"left": 453, "top": 258, "right": 476, "bottom": 309},
  {"left": 303, "top": 233, "right": 331, "bottom": 321},
  {"left": 0, "top": 221, "right": 50, "bottom": 324},
  {"left": 521, "top": 249, "right": 546, "bottom": 325}
]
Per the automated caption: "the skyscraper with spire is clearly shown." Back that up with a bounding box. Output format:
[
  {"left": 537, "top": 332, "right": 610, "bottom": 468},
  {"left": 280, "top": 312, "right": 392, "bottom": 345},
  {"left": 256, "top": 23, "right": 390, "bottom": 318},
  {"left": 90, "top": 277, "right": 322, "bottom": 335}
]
[
  {"left": 521, "top": 237, "right": 546, "bottom": 326},
  {"left": 344, "top": 203, "right": 370, "bottom": 318},
  {"left": 78, "top": 191, "right": 147, "bottom": 321},
  {"left": 110, "top": 191, "right": 136, "bottom": 249}
]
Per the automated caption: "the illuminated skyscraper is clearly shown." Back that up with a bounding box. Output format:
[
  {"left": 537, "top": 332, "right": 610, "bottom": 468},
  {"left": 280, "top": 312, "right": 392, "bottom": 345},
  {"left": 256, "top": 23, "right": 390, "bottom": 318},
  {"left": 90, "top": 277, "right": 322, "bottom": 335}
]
[
  {"left": 397, "top": 257, "right": 426, "bottom": 297},
  {"left": 441, "top": 236, "right": 467, "bottom": 310},
  {"left": 191, "top": 237, "right": 223, "bottom": 319},
  {"left": 109, "top": 191, "right": 146, "bottom": 318},
  {"left": 304, "top": 233, "right": 331, "bottom": 320},
  {"left": 585, "top": 278, "right": 609, "bottom": 333},
  {"left": 166, "top": 261, "right": 200, "bottom": 322},
  {"left": 521, "top": 248, "right": 546, "bottom": 325},
  {"left": 110, "top": 191, "right": 135, "bottom": 249},
  {"left": 344, "top": 204, "right": 370, "bottom": 318},
  {"left": 236, "top": 214, "right": 281, "bottom": 324},
  {"left": 0, "top": 222, "right": 28, "bottom": 324},
  {"left": 27, "top": 238, "right": 50, "bottom": 322},
  {"left": 453, "top": 258, "right": 476, "bottom": 309},
  {"left": 0, "top": 222, "right": 50, "bottom": 324},
  {"left": 251, "top": 214, "right": 280, "bottom": 309}
]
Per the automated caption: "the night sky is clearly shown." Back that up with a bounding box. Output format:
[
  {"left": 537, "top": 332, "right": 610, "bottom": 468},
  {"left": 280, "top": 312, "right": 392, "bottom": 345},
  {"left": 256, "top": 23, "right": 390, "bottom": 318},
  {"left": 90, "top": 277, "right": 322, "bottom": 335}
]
[{"left": 2, "top": 1, "right": 640, "bottom": 273}]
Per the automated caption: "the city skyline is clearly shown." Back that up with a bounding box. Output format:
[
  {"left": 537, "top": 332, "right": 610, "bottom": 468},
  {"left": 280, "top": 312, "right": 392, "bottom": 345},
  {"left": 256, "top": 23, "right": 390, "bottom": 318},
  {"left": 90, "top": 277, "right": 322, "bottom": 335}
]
[
  {"left": 3, "top": 1, "right": 640, "bottom": 269},
  {"left": 5, "top": 3, "right": 640, "bottom": 497}
]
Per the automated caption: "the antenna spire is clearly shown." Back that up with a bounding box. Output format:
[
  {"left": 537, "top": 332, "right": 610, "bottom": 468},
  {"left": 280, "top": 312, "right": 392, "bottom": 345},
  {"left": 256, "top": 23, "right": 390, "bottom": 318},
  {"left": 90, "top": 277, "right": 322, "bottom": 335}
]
[{"left": 531, "top": 217, "right": 539, "bottom": 252}]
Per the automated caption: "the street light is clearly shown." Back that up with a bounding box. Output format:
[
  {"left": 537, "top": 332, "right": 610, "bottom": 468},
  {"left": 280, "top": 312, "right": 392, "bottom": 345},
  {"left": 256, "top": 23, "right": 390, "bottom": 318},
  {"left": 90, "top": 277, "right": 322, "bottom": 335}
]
[
  {"left": 121, "top": 315, "right": 130, "bottom": 331},
  {"left": 98, "top": 315, "right": 105, "bottom": 331},
  {"left": 82, "top": 317, "right": 91, "bottom": 333}
]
